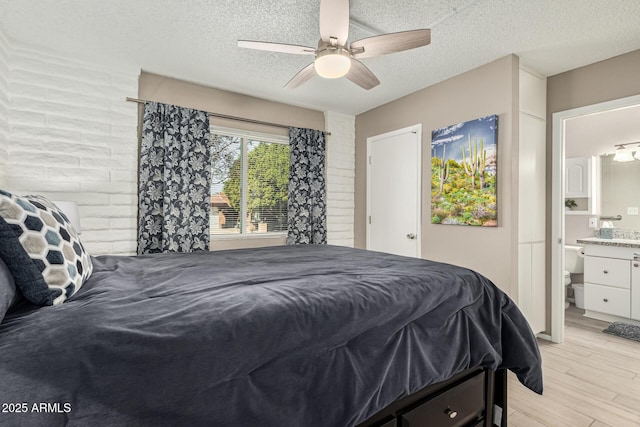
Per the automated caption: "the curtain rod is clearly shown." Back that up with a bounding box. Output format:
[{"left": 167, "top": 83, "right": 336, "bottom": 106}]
[{"left": 126, "top": 97, "right": 330, "bottom": 136}]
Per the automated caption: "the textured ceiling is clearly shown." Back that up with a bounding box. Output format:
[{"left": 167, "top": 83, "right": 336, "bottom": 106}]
[{"left": 1, "top": 0, "right": 639, "bottom": 115}]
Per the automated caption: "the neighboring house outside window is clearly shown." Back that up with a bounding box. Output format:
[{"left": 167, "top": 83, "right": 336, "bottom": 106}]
[{"left": 210, "top": 127, "right": 289, "bottom": 238}]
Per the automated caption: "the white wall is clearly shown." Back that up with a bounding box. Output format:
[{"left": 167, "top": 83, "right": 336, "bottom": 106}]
[
  {"left": 325, "top": 111, "right": 355, "bottom": 247},
  {"left": 4, "top": 40, "right": 139, "bottom": 255},
  {"left": 0, "top": 29, "right": 9, "bottom": 188}
]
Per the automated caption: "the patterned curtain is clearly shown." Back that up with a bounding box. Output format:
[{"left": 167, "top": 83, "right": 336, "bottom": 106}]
[
  {"left": 287, "top": 127, "right": 327, "bottom": 244},
  {"left": 138, "top": 101, "right": 211, "bottom": 254}
]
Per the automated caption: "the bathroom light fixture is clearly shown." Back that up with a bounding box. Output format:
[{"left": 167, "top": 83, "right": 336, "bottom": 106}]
[
  {"left": 612, "top": 142, "right": 639, "bottom": 162},
  {"left": 613, "top": 146, "right": 634, "bottom": 162}
]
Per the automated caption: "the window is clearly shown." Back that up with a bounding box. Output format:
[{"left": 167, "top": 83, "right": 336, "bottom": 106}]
[{"left": 210, "top": 128, "right": 289, "bottom": 237}]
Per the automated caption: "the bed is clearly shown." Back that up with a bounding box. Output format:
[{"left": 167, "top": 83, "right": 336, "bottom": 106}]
[{"left": 0, "top": 244, "right": 542, "bottom": 426}]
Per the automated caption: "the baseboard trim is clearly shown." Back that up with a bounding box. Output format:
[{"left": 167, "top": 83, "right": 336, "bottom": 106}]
[{"left": 536, "top": 333, "right": 552, "bottom": 341}]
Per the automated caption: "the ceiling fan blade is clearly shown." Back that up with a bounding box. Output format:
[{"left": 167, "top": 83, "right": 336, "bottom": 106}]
[
  {"left": 350, "top": 29, "right": 431, "bottom": 59},
  {"left": 238, "top": 40, "right": 316, "bottom": 55},
  {"left": 319, "top": 0, "right": 349, "bottom": 46},
  {"left": 346, "top": 59, "right": 380, "bottom": 90},
  {"left": 284, "top": 63, "right": 316, "bottom": 89}
]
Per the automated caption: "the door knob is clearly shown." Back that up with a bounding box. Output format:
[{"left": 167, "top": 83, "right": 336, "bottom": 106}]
[{"left": 406, "top": 233, "right": 416, "bottom": 240}]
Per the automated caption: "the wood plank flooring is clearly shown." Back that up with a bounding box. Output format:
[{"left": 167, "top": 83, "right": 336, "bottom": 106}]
[{"left": 508, "top": 305, "right": 640, "bottom": 427}]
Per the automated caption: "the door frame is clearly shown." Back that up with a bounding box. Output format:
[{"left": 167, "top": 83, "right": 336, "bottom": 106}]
[
  {"left": 366, "top": 124, "right": 422, "bottom": 258},
  {"left": 551, "top": 94, "right": 640, "bottom": 343}
]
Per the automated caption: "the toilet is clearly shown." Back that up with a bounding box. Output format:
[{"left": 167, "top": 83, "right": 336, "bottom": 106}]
[{"left": 564, "top": 245, "right": 585, "bottom": 309}]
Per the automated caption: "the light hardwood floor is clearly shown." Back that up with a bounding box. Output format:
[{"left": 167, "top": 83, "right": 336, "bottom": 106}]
[{"left": 508, "top": 305, "right": 640, "bottom": 427}]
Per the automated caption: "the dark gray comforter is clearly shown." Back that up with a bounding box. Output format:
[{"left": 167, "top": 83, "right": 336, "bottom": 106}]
[{"left": 0, "top": 245, "right": 542, "bottom": 426}]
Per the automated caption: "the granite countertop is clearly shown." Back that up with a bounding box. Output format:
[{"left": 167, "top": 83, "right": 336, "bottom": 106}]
[{"left": 576, "top": 237, "right": 640, "bottom": 249}]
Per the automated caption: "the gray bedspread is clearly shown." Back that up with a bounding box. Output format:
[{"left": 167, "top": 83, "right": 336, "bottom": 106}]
[{"left": 0, "top": 245, "right": 542, "bottom": 426}]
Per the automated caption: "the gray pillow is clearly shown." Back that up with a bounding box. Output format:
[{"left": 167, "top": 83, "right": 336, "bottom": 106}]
[{"left": 0, "top": 256, "right": 20, "bottom": 324}]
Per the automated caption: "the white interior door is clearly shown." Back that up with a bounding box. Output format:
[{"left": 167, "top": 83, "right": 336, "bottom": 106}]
[{"left": 367, "top": 125, "right": 421, "bottom": 258}]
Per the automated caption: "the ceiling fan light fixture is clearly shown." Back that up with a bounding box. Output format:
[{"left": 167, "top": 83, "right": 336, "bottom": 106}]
[
  {"left": 238, "top": 0, "right": 431, "bottom": 89},
  {"left": 314, "top": 48, "right": 351, "bottom": 79}
]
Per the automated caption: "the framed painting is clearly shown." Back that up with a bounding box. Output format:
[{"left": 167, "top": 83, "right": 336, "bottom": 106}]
[{"left": 430, "top": 114, "right": 498, "bottom": 226}]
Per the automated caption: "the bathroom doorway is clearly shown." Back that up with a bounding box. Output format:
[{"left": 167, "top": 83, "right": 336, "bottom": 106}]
[{"left": 551, "top": 94, "right": 640, "bottom": 342}]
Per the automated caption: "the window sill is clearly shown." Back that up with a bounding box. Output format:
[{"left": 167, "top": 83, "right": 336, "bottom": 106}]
[{"left": 211, "top": 232, "right": 287, "bottom": 240}]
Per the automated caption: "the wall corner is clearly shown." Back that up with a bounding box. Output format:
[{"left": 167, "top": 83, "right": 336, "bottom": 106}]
[{"left": 324, "top": 111, "right": 355, "bottom": 247}]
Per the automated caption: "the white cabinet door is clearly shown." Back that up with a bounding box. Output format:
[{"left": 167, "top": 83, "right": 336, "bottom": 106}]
[
  {"left": 632, "top": 258, "right": 640, "bottom": 321},
  {"left": 565, "top": 157, "right": 589, "bottom": 198}
]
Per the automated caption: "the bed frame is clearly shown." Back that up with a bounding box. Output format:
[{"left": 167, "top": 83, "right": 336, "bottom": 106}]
[{"left": 357, "top": 368, "right": 507, "bottom": 427}]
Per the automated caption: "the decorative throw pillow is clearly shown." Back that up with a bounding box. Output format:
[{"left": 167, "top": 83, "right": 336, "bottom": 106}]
[
  {"left": 0, "top": 190, "right": 93, "bottom": 305},
  {"left": 0, "top": 256, "right": 20, "bottom": 324}
]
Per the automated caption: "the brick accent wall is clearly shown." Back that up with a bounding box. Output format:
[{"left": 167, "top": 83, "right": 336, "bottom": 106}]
[
  {"left": 1, "top": 31, "right": 356, "bottom": 254},
  {"left": 5, "top": 41, "right": 139, "bottom": 255},
  {"left": 325, "top": 111, "right": 355, "bottom": 247}
]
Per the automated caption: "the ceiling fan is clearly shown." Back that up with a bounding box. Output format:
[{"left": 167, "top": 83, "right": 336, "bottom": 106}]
[{"left": 238, "top": 0, "right": 431, "bottom": 90}]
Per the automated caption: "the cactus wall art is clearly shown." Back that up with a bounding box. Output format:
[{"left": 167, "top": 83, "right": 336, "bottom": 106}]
[{"left": 431, "top": 114, "right": 498, "bottom": 226}]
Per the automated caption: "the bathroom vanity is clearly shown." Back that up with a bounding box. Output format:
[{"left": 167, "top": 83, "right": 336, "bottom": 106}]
[{"left": 577, "top": 237, "right": 640, "bottom": 325}]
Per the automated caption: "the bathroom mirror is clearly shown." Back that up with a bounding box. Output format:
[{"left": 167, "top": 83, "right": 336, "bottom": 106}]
[{"left": 600, "top": 153, "right": 640, "bottom": 230}]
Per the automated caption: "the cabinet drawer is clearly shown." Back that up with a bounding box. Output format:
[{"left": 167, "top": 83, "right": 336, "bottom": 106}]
[
  {"left": 584, "top": 257, "right": 630, "bottom": 289},
  {"left": 584, "top": 283, "right": 630, "bottom": 317},
  {"left": 401, "top": 372, "right": 484, "bottom": 427}
]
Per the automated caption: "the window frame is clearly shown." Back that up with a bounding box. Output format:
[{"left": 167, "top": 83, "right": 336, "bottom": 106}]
[{"left": 210, "top": 126, "right": 289, "bottom": 240}]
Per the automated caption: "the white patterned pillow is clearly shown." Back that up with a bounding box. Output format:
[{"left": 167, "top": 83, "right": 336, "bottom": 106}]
[{"left": 0, "top": 190, "right": 92, "bottom": 305}]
